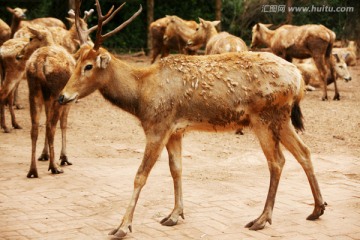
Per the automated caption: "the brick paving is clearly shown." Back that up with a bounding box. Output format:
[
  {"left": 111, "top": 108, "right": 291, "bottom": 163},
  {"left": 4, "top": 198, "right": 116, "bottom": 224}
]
[
  {"left": 1, "top": 61, "right": 360, "bottom": 239},
  {"left": 1, "top": 126, "right": 359, "bottom": 239}
]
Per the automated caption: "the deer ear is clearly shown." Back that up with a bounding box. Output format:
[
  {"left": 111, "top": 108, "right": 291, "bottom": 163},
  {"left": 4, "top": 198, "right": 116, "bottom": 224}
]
[
  {"left": 212, "top": 20, "right": 221, "bottom": 27},
  {"left": 333, "top": 53, "right": 340, "bottom": 62},
  {"left": 255, "top": 23, "right": 260, "bottom": 30},
  {"left": 6, "top": 7, "right": 14, "bottom": 13},
  {"left": 27, "top": 26, "right": 43, "bottom": 39},
  {"left": 96, "top": 52, "right": 111, "bottom": 69},
  {"left": 344, "top": 53, "right": 350, "bottom": 60}
]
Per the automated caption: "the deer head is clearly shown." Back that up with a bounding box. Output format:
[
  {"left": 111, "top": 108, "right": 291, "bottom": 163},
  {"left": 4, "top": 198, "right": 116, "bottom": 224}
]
[{"left": 58, "top": 0, "right": 142, "bottom": 104}]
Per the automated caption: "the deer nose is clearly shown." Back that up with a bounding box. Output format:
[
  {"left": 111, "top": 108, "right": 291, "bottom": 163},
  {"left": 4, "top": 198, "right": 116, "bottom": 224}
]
[{"left": 345, "top": 76, "right": 352, "bottom": 82}]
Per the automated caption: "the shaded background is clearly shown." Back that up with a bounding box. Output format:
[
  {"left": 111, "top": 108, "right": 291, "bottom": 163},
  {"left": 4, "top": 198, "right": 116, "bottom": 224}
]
[{"left": 0, "top": 0, "right": 359, "bottom": 53}]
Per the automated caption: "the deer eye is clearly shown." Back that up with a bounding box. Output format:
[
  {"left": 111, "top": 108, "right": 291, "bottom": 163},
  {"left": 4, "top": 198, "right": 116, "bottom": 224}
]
[{"left": 84, "top": 64, "right": 93, "bottom": 71}]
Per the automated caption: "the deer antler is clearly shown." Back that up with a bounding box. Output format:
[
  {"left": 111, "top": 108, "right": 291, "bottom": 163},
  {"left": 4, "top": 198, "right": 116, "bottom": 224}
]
[
  {"left": 74, "top": 0, "right": 141, "bottom": 49},
  {"left": 92, "top": 0, "right": 142, "bottom": 51}
]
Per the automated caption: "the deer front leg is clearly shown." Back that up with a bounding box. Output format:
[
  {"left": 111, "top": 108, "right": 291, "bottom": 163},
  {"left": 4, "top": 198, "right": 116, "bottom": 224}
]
[
  {"left": 161, "top": 133, "right": 185, "bottom": 226},
  {"left": 59, "top": 106, "right": 72, "bottom": 166},
  {"left": 246, "top": 123, "right": 285, "bottom": 230},
  {"left": 0, "top": 102, "right": 10, "bottom": 133},
  {"left": 109, "top": 130, "right": 171, "bottom": 238}
]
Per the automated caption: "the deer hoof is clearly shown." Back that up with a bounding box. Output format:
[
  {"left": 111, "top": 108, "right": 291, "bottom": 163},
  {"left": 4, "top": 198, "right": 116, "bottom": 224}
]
[
  {"left": 60, "top": 156, "right": 72, "bottom": 166},
  {"left": 12, "top": 123, "right": 22, "bottom": 129},
  {"left": 109, "top": 227, "right": 130, "bottom": 239},
  {"left": 2, "top": 127, "right": 11, "bottom": 133},
  {"left": 333, "top": 95, "right": 340, "bottom": 101},
  {"left": 160, "top": 212, "right": 184, "bottom": 226},
  {"left": 160, "top": 217, "right": 178, "bottom": 226},
  {"left": 49, "top": 167, "right": 63, "bottom": 174},
  {"left": 38, "top": 153, "right": 49, "bottom": 161},
  {"left": 321, "top": 96, "right": 328, "bottom": 101},
  {"left": 306, "top": 202, "right": 327, "bottom": 220},
  {"left": 15, "top": 104, "right": 24, "bottom": 110},
  {"left": 27, "top": 169, "right": 39, "bottom": 178},
  {"left": 245, "top": 216, "right": 270, "bottom": 230}
]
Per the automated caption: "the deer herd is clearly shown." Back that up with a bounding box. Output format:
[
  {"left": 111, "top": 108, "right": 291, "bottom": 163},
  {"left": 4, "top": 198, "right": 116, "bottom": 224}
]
[{"left": 0, "top": 0, "right": 357, "bottom": 238}]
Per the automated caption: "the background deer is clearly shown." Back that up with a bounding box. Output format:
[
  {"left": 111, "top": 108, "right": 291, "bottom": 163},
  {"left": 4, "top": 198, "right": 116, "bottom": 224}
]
[
  {"left": 186, "top": 18, "right": 248, "bottom": 54},
  {"left": 0, "top": 37, "right": 28, "bottom": 132},
  {"left": 295, "top": 53, "right": 351, "bottom": 90},
  {"left": 58, "top": 0, "right": 326, "bottom": 238},
  {"left": 0, "top": 9, "right": 93, "bottom": 133},
  {"left": 6, "top": 7, "right": 66, "bottom": 38},
  {"left": 251, "top": 23, "right": 337, "bottom": 101},
  {"left": 19, "top": 26, "right": 76, "bottom": 177},
  {"left": 149, "top": 15, "right": 198, "bottom": 64},
  {"left": 0, "top": 19, "right": 11, "bottom": 46}
]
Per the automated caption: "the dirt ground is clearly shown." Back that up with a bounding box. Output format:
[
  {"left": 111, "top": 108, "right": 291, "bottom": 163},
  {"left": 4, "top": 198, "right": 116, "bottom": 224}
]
[{"left": 0, "top": 54, "right": 359, "bottom": 240}]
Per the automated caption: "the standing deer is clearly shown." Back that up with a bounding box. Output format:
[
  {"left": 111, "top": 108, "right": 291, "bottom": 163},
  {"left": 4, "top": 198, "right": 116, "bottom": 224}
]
[
  {"left": 251, "top": 23, "right": 337, "bottom": 101},
  {"left": 6, "top": 7, "right": 66, "bottom": 38},
  {"left": 20, "top": 26, "right": 76, "bottom": 177},
  {"left": 58, "top": 0, "right": 326, "bottom": 238},
  {"left": 150, "top": 16, "right": 198, "bottom": 64}
]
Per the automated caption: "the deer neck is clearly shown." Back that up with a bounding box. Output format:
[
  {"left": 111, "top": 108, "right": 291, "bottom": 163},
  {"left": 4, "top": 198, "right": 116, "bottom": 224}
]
[
  {"left": 10, "top": 17, "right": 21, "bottom": 38},
  {"left": 206, "top": 26, "right": 218, "bottom": 43},
  {"left": 98, "top": 58, "right": 142, "bottom": 117},
  {"left": 259, "top": 27, "right": 274, "bottom": 47}
]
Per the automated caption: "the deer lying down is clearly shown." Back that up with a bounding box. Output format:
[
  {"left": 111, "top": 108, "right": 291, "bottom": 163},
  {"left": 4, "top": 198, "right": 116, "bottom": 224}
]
[
  {"left": 332, "top": 41, "right": 357, "bottom": 66},
  {"left": 294, "top": 54, "right": 351, "bottom": 91},
  {"left": 58, "top": 1, "right": 326, "bottom": 238},
  {"left": 187, "top": 18, "right": 247, "bottom": 54}
]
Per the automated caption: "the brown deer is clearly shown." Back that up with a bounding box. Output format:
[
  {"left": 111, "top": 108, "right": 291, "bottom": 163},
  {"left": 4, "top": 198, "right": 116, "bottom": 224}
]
[
  {"left": 0, "top": 11, "right": 93, "bottom": 133},
  {"left": 150, "top": 16, "right": 198, "bottom": 64},
  {"left": 59, "top": 1, "right": 326, "bottom": 238},
  {"left": 186, "top": 18, "right": 247, "bottom": 55},
  {"left": 6, "top": 7, "right": 66, "bottom": 38},
  {"left": 295, "top": 54, "right": 352, "bottom": 90},
  {"left": 0, "top": 37, "right": 28, "bottom": 132},
  {"left": 19, "top": 26, "right": 76, "bottom": 177},
  {"left": 0, "top": 19, "right": 11, "bottom": 46},
  {"left": 251, "top": 23, "right": 337, "bottom": 101},
  {"left": 332, "top": 41, "right": 357, "bottom": 66}
]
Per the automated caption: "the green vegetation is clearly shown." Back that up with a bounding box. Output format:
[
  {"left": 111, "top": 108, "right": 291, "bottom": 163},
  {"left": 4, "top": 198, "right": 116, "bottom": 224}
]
[{"left": 0, "top": 0, "right": 358, "bottom": 51}]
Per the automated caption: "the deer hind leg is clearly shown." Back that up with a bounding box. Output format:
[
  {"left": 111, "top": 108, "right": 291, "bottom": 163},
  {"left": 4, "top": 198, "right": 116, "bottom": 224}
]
[
  {"left": 313, "top": 56, "right": 329, "bottom": 101},
  {"left": 46, "top": 99, "right": 63, "bottom": 174},
  {"left": 246, "top": 121, "right": 285, "bottom": 230},
  {"left": 27, "top": 89, "right": 43, "bottom": 178},
  {"left": 279, "top": 122, "right": 326, "bottom": 220},
  {"left": 109, "top": 129, "right": 172, "bottom": 238},
  {"left": 59, "top": 105, "right": 72, "bottom": 166},
  {"left": 38, "top": 100, "right": 52, "bottom": 161},
  {"left": 161, "top": 133, "right": 184, "bottom": 226}
]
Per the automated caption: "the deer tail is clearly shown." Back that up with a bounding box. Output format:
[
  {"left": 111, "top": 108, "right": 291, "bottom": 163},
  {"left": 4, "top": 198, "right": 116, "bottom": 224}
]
[{"left": 291, "top": 75, "right": 305, "bottom": 132}]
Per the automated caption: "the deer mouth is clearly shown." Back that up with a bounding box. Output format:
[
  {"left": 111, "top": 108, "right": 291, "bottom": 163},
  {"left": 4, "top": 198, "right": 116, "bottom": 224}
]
[{"left": 58, "top": 93, "right": 78, "bottom": 105}]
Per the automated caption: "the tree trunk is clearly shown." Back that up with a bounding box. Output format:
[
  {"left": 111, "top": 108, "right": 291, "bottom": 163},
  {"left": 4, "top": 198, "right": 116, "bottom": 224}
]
[
  {"left": 147, "top": 0, "right": 154, "bottom": 56},
  {"left": 215, "top": 0, "right": 222, "bottom": 31},
  {"left": 286, "top": 0, "right": 293, "bottom": 24},
  {"left": 68, "top": 0, "right": 75, "bottom": 11}
]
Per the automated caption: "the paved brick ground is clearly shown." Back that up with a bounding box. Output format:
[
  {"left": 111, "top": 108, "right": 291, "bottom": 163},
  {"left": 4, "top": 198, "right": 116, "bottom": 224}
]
[
  {"left": 1, "top": 125, "right": 359, "bottom": 239},
  {"left": 1, "top": 57, "right": 360, "bottom": 239}
]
